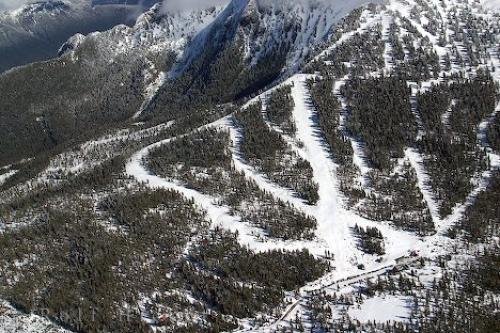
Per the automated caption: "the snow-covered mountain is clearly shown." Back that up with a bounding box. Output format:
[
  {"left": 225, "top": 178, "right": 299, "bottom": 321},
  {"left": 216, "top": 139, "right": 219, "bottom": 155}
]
[
  {"left": 0, "top": 0, "right": 499, "bottom": 332},
  {"left": 58, "top": 0, "right": 379, "bottom": 83},
  {"left": 59, "top": 2, "right": 225, "bottom": 59},
  {"left": 171, "top": 0, "right": 375, "bottom": 75},
  {"left": 0, "top": 0, "right": 157, "bottom": 72}
]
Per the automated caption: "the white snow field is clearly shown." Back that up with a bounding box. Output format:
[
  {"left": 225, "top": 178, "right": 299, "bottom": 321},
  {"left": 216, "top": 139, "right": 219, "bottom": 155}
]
[
  {"left": 0, "top": 170, "right": 16, "bottom": 186},
  {"left": 481, "top": 0, "right": 500, "bottom": 11},
  {"left": 348, "top": 295, "right": 411, "bottom": 323}
]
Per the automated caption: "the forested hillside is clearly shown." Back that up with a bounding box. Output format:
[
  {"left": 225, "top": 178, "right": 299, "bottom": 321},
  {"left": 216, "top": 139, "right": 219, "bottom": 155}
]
[{"left": 0, "top": 0, "right": 499, "bottom": 332}]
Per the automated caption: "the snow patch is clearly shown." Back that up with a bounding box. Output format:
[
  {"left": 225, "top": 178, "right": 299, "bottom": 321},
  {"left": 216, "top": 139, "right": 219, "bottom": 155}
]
[
  {"left": 348, "top": 295, "right": 411, "bottom": 323},
  {"left": 0, "top": 300, "right": 69, "bottom": 333},
  {"left": 481, "top": 0, "right": 500, "bottom": 11},
  {"left": 0, "top": 170, "right": 17, "bottom": 186}
]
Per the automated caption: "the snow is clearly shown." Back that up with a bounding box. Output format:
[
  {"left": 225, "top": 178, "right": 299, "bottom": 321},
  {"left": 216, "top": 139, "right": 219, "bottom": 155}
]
[
  {"left": 228, "top": 121, "right": 312, "bottom": 214},
  {"left": 134, "top": 71, "right": 167, "bottom": 119},
  {"left": 278, "top": 0, "right": 383, "bottom": 74},
  {"left": 315, "top": 9, "right": 380, "bottom": 62},
  {"left": 285, "top": 74, "right": 422, "bottom": 279},
  {"left": 232, "top": 0, "right": 500, "bottom": 325},
  {"left": 289, "top": 74, "right": 358, "bottom": 271},
  {"left": 61, "top": 2, "right": 225, "bottom": 66},
  {"left": 348, "top": 295, "right": 411, "bottom": 323},
  {"left": 83, "top": 122, "right": 174, "bottom": 150},
  {"left": 0, "top": 301, "right": 69, "bottom": 333},
  {"left": 334, "top": 78, "right": 372, "bottom": 188},
  {"left": 481, "top": 0, "right": 500, "bottom": 11},
  {"left": 170, "top": 0, "right": 383, "bottom": 77},
  {"left": 125, "top": 118, "right": 320, "bottom": 254},
  {"left": 405, "top": 107, "right": 500, "bottom": 260},
  {"left": 124, "top": 74, "right": 421, "bottom": 271},
  {"left": 0, "top": 170, "right": 16, "bottom": 186},
  {"left": 170, "top": 0, "right": 248, "bottom": 76},
  {"left": 405, "top": 148, "right": 441, "bottom": 225},
  {"left": 42, "top": 122, "right": 175, "bottom": 178},
  {"left": 479, "top": 103, "right": 500, "bottom": 157},
  {"left": 388, "top": 0, "right": 448, "bottom": 57},
  {"left": 381, "top": 12, "right": 395, "bottom": 73},
  {"left": 3, "top": 0, "right": 500, "bottom": 331}
]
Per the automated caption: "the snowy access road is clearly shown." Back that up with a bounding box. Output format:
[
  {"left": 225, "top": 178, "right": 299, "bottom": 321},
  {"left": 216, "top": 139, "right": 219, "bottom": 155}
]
[{"left": 235, "top": 254, "right": 421, "bottom": 332}]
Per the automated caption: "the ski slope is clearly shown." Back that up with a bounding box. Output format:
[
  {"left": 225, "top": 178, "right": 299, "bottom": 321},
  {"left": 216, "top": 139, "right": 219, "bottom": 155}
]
[
  {"left": 289, "top": 74, "right": 358, "bottom": 272},
  {"left": 122, "top": 0, "right": 500, "bottom": 330},
  {"left": 125, "top": 118, "right": 322, "bottom": 254},
  {"left": 124, "top": 71, "right": 424, "bottom": 284}
]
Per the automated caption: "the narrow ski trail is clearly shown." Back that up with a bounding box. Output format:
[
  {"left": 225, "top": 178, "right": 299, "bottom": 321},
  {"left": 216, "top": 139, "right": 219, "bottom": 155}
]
[
  {"left": 478, "top": 101, "right": 500, "bottom": 169},
  {"left": 334, "top": 77, "right": 373, "bottom": 188},
  {"left": 227, "top": 120, "right": 314, "bottom": 215},
  {"left": 432, "top": 101, "right": 500, "bottom": 234},
  {"left": 405, "top": 148, "right": 441, "bottom": 226}
]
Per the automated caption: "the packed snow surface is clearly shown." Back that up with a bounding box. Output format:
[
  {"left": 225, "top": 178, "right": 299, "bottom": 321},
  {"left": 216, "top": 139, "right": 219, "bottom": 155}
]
[{"left": 348, "top": 296, "right": 411, "bottom": 323}]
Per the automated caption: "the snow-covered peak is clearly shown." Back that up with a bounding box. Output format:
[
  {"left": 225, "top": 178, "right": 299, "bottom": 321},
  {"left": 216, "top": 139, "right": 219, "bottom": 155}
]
[
  {"left": 58, "top": 2, "right": 226, "bottom": 59},
  {"left": 134, "top": 2, "right": 224, "bottom": 41},
  {"left": 0, "top": 0, "right": 155, "bottom": 72},
  {"left": 170, "top": 0, "right": 381, "bottom": 76},
  {"left": 234, "top": 0, "right": 382, "bottom": 71},
  {"left": 56, "top": 0, "right": 380, "bottom": 77},
  {"left": 57, "top": 32, "right": 85, "bottom": 55},
  {"left": 19, "top": 1, "right": 70, "bottom": 14},
  {"left": 4, "top": 1, "right": 82, "bottom": 20}
]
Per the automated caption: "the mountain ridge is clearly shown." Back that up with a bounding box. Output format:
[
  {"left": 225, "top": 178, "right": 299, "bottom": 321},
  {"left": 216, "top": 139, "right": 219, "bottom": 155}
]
[{"left": 0, "top": 0, "right": 159, "bottom": 73}]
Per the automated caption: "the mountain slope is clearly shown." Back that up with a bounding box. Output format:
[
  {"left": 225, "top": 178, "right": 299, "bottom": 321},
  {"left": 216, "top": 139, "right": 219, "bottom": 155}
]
[
  {"left": 0, "top": 0, "right": 158, "bottom": 73},
  {"left": 0, "top": 0, "right": 499, "bottom": 332},
  {"left": 0, "top": 0, "right": 377, "bottom": 166},
  {"left": 146, "top": 0, "right": 379, "bottom": 120},
  {"left": 0, "top": 2, "right": 225, "bottom": 166}
]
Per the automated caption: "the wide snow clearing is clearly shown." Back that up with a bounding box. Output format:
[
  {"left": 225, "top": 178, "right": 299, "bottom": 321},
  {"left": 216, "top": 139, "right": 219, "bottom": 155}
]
[{"left": 347, "top": 295, "right": 411, "bottom": 323}]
